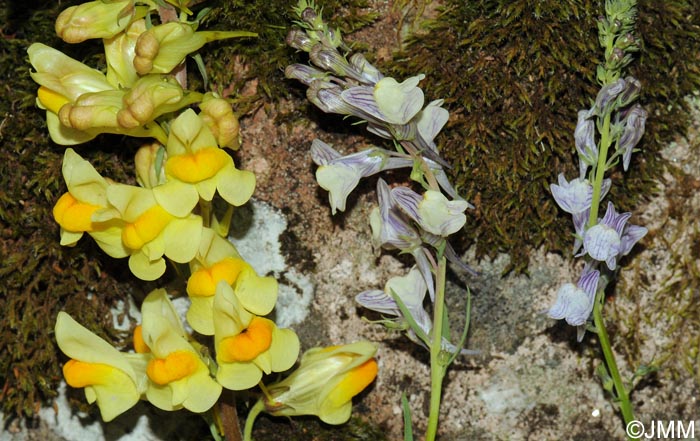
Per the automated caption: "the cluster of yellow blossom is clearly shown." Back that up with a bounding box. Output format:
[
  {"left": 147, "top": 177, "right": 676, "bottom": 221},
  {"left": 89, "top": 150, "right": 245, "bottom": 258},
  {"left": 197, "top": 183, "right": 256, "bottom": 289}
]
[{"left": 30, "top": 0, "right": 378, "bottom": 429}]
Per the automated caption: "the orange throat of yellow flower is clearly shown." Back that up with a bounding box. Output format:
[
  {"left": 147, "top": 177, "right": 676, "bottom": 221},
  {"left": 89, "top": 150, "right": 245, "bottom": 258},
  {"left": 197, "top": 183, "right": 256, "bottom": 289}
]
[{"left": 218, "top": 317, "right": 273, "bottom": 363}]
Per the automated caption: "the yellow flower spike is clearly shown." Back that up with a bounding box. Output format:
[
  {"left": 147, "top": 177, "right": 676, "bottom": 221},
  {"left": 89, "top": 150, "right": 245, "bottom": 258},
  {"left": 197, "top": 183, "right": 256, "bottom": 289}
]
[
  {"left": 55, "top": 312, "right": 146, "bottom": 422},
  {"left": 165, "top": 109, "right": 255, "bottom": 206},
  {"left": 265, "top": 341, "right": 378, "bottom": 425},
  {"left": 213, "top": 282, "right": 299, "bottom": 391},
  {"left": 104, "top": 19, "right": 146, "bottom": 89},
  {"left": 140, "top": 290, "right": 221, "bottom": 412},
  {"left": 55, "top": 0, "right": 139, "bottom": 44},
  {"left": 133, "top": 22, "right": 257, "bottom": 75},
  {"left": 199, "top": 93, "right": 241, "bottom": 150}
]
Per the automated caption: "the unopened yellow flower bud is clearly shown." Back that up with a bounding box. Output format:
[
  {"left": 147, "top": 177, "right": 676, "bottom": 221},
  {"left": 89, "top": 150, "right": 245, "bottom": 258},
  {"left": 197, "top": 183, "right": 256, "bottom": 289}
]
[
  {"left": 265, "top": 341, "right": 378, "bottom": 425},
  {"left": 133, "top": 22, "right": 257, "bottom": 75},
  {"left": 117, "top": 75, "right": 186, "bottom": 129},
  {"left": 55, "top": 0, "right": 136, "bottom": 44},
  {"left": 57, "top": 90, "right": 124, "bottom": 130},
  {"left": 199, "top": 94, "right": 241, "bottom": 150},
  {"left": 134, "top": 142, "right": 167, "bottom": 188}
]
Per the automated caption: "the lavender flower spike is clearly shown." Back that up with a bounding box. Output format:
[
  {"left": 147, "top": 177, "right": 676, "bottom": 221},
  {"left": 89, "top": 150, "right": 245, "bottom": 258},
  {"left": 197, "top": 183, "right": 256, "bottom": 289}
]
[
  {"left": 580, "top": 201, "right": 648, "bottom": 270},
  {"left": 311, "top": 140, "right": 413, "bottom": 215},
  {"left": 548, "top": 263, "right": 600, "bottom": 341}
]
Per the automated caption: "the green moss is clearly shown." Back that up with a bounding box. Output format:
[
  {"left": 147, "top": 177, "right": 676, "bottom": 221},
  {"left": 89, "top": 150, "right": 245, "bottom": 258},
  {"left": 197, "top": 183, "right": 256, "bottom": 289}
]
[
  {"left": 387, "top": 0, "right": 700, "bottom": 272},
  {"left": 0, "top": 1, "right": 143, "bottom": 420}
]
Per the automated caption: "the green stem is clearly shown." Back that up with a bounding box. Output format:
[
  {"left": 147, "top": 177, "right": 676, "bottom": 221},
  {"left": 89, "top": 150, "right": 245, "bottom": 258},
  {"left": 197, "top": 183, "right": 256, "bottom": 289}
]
[
  {"left": 243, "top": 400, "right": 266, "bottom": 441},
  {"left": 425, "top": 256, "right": 448, "bottom": 441},
  {"left": 593, "top": 292, "right": 635, "bottom": 431},
  {"left": 588, "top": 110, "right": 612, "bottom": 226}
]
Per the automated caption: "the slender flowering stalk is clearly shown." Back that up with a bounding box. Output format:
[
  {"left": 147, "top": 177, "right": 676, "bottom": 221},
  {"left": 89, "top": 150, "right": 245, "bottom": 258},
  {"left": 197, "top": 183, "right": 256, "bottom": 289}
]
[
  {"left": 286, "top": 2, "right": 475, "bottom": 438},
  {"left": 548, "top": 0, "right": 649, "bottom": 434}
]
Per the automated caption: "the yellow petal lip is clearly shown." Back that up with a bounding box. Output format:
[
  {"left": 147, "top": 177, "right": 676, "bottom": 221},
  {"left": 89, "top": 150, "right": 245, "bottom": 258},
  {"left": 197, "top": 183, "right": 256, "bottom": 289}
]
[
  {"left": 38, "top": 86, "right": 70, "bottom": 114},
  {"left": 166, "top": 147, "right": 229, "bottom": 183},
  {"left": 187, "top": 257, "right": 246, "bottom": 297},
  {"left": 53, "top": 192, "right": 101, "bottom": 232},
  {"left": 326, "top": 359, "right": 379, "bottom": 407},
  {"left": 218, "top": 317, "right": 274, "bottom": 363},
  {"left": 63, "top": 359, "right": 119, "bottom": 388},
  {"left": 146, "top": 350, "right": 198, "bottom": 385},
  {"left": 122, "top": 204, "right": 172, "bottom": 249}
]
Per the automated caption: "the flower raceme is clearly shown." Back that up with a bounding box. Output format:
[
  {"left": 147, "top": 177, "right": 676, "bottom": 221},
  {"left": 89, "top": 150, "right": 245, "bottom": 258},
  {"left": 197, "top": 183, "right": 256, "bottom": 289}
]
[{"left": 264, "top": 341, "right": 378, "bottom": 425}]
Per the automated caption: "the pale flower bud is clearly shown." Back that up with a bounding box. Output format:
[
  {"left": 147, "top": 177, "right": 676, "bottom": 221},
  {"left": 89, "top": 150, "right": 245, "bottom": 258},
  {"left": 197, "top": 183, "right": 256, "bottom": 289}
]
[
  {"left": 117, "top": 75, "right": 184, "bottom": 128},
  {"left": 55, "top": 0, "right": 136, "bottom": 43},
  {"left": 133, "top": 22, "right": 257, "bottom": 75},
  {"left": 58, "top": 89, "right": 124, "bottom": 130},
  {"left": 199, "top": 94, "right": 240, "bottom": 150},
  {"left": 135, "top": 143, "right": 167, "bottom": 188}
]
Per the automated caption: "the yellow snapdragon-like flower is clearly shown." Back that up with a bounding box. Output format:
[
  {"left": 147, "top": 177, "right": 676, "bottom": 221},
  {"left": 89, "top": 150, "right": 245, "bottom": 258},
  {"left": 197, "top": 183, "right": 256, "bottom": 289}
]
[
  {"left": 95, "top": 183, "right": 202, "bottom": 280},
  {"left": 138, "top": 289, "right": 222, "bottom": 412},
  {"left": 213, "top": 282, "right": 299, "bottom": 390},
  {"left": 55, "top": 312, "right": 147, "bottom": 422},
  {"left": 53, "top": 148, "right": 128, "bottom": 258},
  {"left": 186, "top": 228, "right": 277, "bottom": 335},
  {"left": 156, "top": 109, "right": 255, "bottom": 211},
  {"left": 265, "top": 341, "right": 378, "bottom": 424}
]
